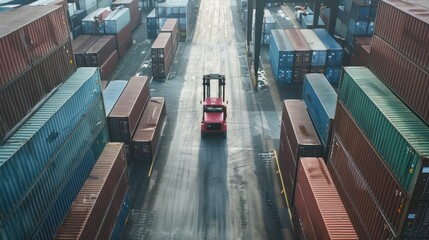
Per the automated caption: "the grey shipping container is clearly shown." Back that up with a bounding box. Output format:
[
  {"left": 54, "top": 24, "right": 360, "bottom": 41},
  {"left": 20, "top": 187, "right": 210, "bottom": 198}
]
[{"left": 112, "top": 0, "right": 141, "bottom": 31}]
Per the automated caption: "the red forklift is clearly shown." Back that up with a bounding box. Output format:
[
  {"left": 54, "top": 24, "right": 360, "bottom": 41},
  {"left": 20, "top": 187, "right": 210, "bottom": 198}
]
[{"left": 201, "top": 74, "right": 227, "bottom": 138}]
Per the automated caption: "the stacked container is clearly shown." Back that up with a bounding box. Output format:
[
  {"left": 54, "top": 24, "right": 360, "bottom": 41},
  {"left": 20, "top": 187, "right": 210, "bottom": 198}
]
[
  {"left": 161, "top": 18, "right": 180, "bottom": 56},
  {"left": 300, "top": 29, "right": 327, "bottom": 74},
  {"left": 151, "top": 32, "right": 174, "bottom": 78},
  {"left": 81, "top": 8, "right": 112, "bottom": 34},
  {"left": 112, "top": 0, "right": 141, "bottom": 32},
  {"left": 0, "top": 5, "right": 76, "bottom": 143},
  {"left": 78, "top": 0, "right": 97, "bottom": 13},
  {"left": 147, "top": 8, "right": 159, "bottom": 39},
  {"left": 55, "top": 143, "right": 129, "bottom": 239},
  {"left": 313, "top": 28, "right": 343, "bottom": 83},
  {"left": 301, "top": 15, "right": 325, "bottom": 29},
  {"left": 293, "top": 157, "right": 358, "bottom": 240},
  {"left": 302, "top": 74, "right": 337, "bottom": 156},
  {"left": 251, "top": 9, "right": 276, "bottom": 45},
  {"left": 277, "top": 100, "right": 322, "bottom": 207},
  {"left": 84, "top": 35, "right": 116, "bottom": 67},
  {"left": 104, "top": 7, "right": 131, "bottom": 34},
  {"left": 269, "top": 29, "right": 294, "bottom": 84},
  {"left": 132, "top": 97, "right": 167, "bottom": 162},
  {"left": 284, "top": 29, "right": 311, "bottom": 83},
  {"left": 103, "top": 80, "right": 129, "bottom": 116},
  {"left": 329, "top": 66, "right": 429, "bottom": 239},
  {"left": 69, "top": 10, "right": 87, "bottom": 39},
  {"left": 350, "top": 36, "right": 372, "bottom": 66},
  {"left": 73, "top": 35, "right": 101, "bottom": 67},
  {"left": 368, "top": 0, "right": 429, "bottom": 126},
  {"left": 156, "top": 0, "right": 192, "bottom": 41},
  {"left": 0, "top": 68, "right": 108, "bottom": 239}
]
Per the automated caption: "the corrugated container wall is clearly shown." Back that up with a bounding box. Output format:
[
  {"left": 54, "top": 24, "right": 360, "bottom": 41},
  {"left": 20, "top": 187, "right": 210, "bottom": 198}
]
[
  {"left": 84, "top": 35, "right": 116, "bottom": 67},
  {"left": 108, "top": 76, "right": 150, "bottom": 142},
  {"left": 103, "top": 80, "right": 129, "bottom": 116},
  {"left": 160, "top": 18, "right": 180, "bottom": 57},
  {"left": 73, "top": 35, "right": 101, "bottom": 67},
  {"left": 294, "top": 157, "right": 358, "bottom": 239},
  {"left": 105, "top": 8, "right": 131, "bottom": 34},
  {"left": 269, "top": 29, "right": 294, "bottom": 84},
  {"left": 285, "top": 29, "right": 311, "bottom": 83},
  {"left": 313, "top": 28, "right": 343, "bottom": 83},
  {"left": 302, "top": 74, "right": 337, "bottom": 156},
  {"left": 339, "top": 67, "right": 429, "bottom": 198},
  {"left": 151, "top": 32, "right": 173, "bottom": 78},
  {"left": 112, "top": 0, "right": 141, "bottom": 31},
  {"left": 132, "top": 97, "right": 167, "bottom": 162},
  {"left": 0, "top": 68, "right": 102, "bottom": 220}
]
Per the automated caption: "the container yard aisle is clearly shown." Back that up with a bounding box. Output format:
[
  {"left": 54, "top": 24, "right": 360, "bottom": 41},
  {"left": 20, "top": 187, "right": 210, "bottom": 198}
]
[{"left": 124, "top": 0, "right": 293, "bottom": 239}]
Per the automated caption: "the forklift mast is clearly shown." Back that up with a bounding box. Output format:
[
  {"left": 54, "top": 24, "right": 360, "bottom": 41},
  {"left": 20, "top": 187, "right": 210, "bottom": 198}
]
[{"left": 202, "top": 74, "right": 226, "bottom": 101}]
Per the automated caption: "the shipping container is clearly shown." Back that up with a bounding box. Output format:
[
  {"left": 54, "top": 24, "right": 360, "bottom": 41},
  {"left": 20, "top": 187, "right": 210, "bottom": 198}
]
[
  {"left": 30, "top": 127, "right": 109, "bottom": 240},
  {"left": 105, "top": 8, "right": 131, "bottom": 34},
  {"left": 269, "top": 29, "right": 294, "bottom": 84},
  {"left": 0, "top": 40, "right": 76, "bottom": 142},
  {"left": 313, "top": 28, "right": 343, "bottom": 67},
  {"left": 339, "top": 67, "right": 429, "bottom": 197},
  {"left": 113, "top": 21, "right": 133, "bottom": 60},
  {"left": 368, "top": 35, "right": 429, "bottom": 125},
  {"left": 151, "top": 32, "right": 173, "bottom": 78},
  {"left": 324, "top": 66, "right": 342, "bottom": 84},
  {"left": 0, "top": 99, "right": 106, "bottom": 239},
  {"left": 328, "top": 138, "right": 397, "bottom": 239},
  {"left": 294, "top": 157, "right": 358, "bottom": 239},
  {"left": 374, "top": 0, "right": 429, "bottom": 73},
  {"left": 0, "top": 5, "right": 70, "bottom": 86},
  {"left": 302, "top": 74, "right": 337, "bottom": 155},
  {"left": 293, "top": 181, "right": 316, "bottom": 239},
  {"left": 156, "top": 0, "right": 192, "bottom": 41},
  {"left": 108, "top": 76, "right": 150, "bottom": 141},
  {"left": 100, "top": 50, "right": 119, "bottom": 80},
  {"left": 112, "top": 0, "right": 141, "bottom": 31},
  {"left": 147, "top": 8, "right": 159, "bottom": 39},
  {"left": 55, "top": 143, "right": 127, "bottom": 239},
  {"left": 285, "top": 29, "right": 312, "bottom": 83},
  {"left": 0, "top": 67, "right": 102, "bottom": 218},
  {"left": 160, "top": 18, "right": 180, "bottom": 56},
  {"left": 81, "top": 8, "right": 111, "bottom": 34},
  {"left": 84, "top": 35, "right": 116, "bottom": 67},
  {"left": 334, "top": 101, "right": 429, "bottom": 237},
  {"left": 78, "top": 0, "right": 97, "bottom": 13},
  {"left": 301, "top": 15, "right": 325, "bottom": 29},
  {"left": 132, "top": 97, "right": 166, "bottom": 162},
  {"left": 278, "top": 100, "right": 322, "bottom": 206},
  {"left": 73, "top": 35, "right": 101, "bottom": 67},
  {"left": 300, "top": 29, "right": 327, "bottom": 67},
  {"left": 70, "top": 10, "right": 87, "bottom": 30},
  {"left": 109, "top": 190, "right": 131, "bottom": 240},
  {"left": 103, "top": 80, "right": 129, "bottom": 116}
]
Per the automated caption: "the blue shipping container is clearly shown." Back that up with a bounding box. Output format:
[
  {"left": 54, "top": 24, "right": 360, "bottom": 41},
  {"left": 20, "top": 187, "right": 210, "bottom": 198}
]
[
  {"left": 110, "top": 189, "right": 131, "bottom": 240},
  {"left": 303, "top": 74, "right": 337, "bottom": 154},
  {"left": 0, "top": 100, "right": 107, "bottom": 239},
  {"left": 301, "top": 15, "right": 325, "bottom": 29},
  {"left": 0, "top": 67, "right": 101, "bottom": 218},
  {"left": 324, "top": 66, "right": 342, "bottom": 84},
  {"left": 269, "top": 29, "right": 294, "bottom": 84},
  {"left": 103, "top": 80, "right": 129, "bottom": 116},
  {"left": 313, "top": 28, "right": 343, "bottom": 66},
  {"left": 31, "top": 127, "right": 109, "bottom": 240},
  {"left": 350, "top": 2, "right": 371, "bottom": 21},
  {"left": 105, "top": 8, "right": 131, "bottom": 34},
  {"left": 300, "top": 29, "right": 328, "bottom": 67}
]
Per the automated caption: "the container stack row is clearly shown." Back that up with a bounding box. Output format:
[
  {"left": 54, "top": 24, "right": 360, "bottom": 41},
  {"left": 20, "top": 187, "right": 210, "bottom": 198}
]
[
  {"left": 155, "top": 0, "right": 193, "bottom": 41},
  {"left": 55, "top": 143, "right": 131, "bottom": 240},
  {"left": 269, "top": 28, "right": 343, "bottom": 84},
  {"left": 147, "top": 8, "right": 159, "bottom": 39},
  {"left": 105, "top": 76, "right": 167, "bottom": 162},
  {"left": 251, "top": 9, "right": 276, "bottom": 45},
  {"left": 151, "top": 19, "right": 180, "bottom": 79},
  {"left": 0, "top": 5, "right": 75, "bottom": 143},
  {"left": 0, "top": 68, "right": 109, "bottom": 239}
]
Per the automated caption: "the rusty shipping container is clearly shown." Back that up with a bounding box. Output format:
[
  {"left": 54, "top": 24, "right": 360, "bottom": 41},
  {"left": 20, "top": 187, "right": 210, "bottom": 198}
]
[
  {"left": 334, "top": 101, "right": 429, "bottom": 238},
  {"left": 100, "top": 50, "right": 119, "bottom": 80},
  {"left": 285, "top": 29, "right": 312, "bottom": 83},
  {"left": 368, "top": 35, "right": 429, "bottom": 125},
  {"left": 278, "top": 100, "right": 322, "bottom": 206},
  {"left": 294, "top": 157, "right": 358, "bottom": 239},
  {"left": 161, "top": 18, "right": 180, "bottom": 57},
  {"left": 151, "top": 32, "right": 173, "bottom": 78},
  {"left": 0, "top": 5, "right": 70, "bottom": 87},
  {"left": 112, "top": 0, "right": 141, "bottom": 31},
  {"left": 84, "top": 35, "right": 116, "bottom": 67},
  {"left": 0, "top": 40, "right": 76, "bottom": 142},
  {"left": 328, "top": 136, "right": 397, "bottom": 239},
  {"left": 107, "top": 76, "right": 150, "bottom": 141},
  {"left": 132, "top": 97, "right": 166, "bottom": 162},
  {"left": 73, "top": 35, "right": 100, "bottom": 67},
  {"left": 374, "top": 0, "right": 429, "bottom": 73},
  {"left": 55, "top": 143, "right": 128, "bottom": 239}
]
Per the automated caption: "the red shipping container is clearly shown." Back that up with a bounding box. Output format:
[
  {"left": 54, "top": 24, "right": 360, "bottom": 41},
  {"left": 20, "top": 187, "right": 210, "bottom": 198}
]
[
  {"left": 132, "top": 97, "right": 166, "bottom": 162},
  {"left": 328, "top": 136, "right": 397, "bottom": 239},
  {"left": 0, "top": 5, "right": 70, "bottom": 87},
  {"left": 100, "top": 50, "right": 119, "bottom": 80},
  {"left": 151, "top": 32, "right": 173, "bottom": 78},
  {"left": 294, "top": 157, "right": 358, "bottom": 239},
  {"left": 161, "top": 18, "right": 180, "bottom": 57},
  {"left": 55, "top": 142, "right": 128, "bottom": 239},
  {"left": 374, "top": 0, "right": 429, "bottom": 73},
  {"left": 117, "top": 34, "right": 132, "bottom": 60},
  {"left": 285, "top": 29, "right": 312, "bottom": 83},
  {"left": 0, "top": 40, "right": 76, "bottom": 142},
  {"left": 73, "top": 35, "right": 100, "bottom": 67},
  {"left": 85, "top": 35, "right": 116, "bottom": 67},
  {"left": 107, "top": 76, "right": 150, "bottom": 142},
  {"left": 112, "top": 0, "right": 141, "bottom": 31},
  {"left": 368, "top": 35, "right": 429, "bottom": 125}
]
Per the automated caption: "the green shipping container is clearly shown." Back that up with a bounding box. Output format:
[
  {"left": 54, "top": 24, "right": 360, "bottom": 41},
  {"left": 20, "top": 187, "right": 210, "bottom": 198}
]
[{"left": 338, "top": 67, "right": 429, "bottom": 198}]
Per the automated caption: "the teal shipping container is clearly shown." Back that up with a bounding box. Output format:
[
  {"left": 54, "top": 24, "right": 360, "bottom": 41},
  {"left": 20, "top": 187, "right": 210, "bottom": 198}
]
[
  {"left": 0, "top": 67, "right": 102, "bottom": 218},
  {"left": 0, "top": 99, "right": 107, "bottom": 239},
  {"left": 339, "top": 67, "right": 429, "bottom": 198},
  {"left": 103, "top": 80, "right": 129, "bottom": 116},
  {"left": 109, "top": 190, "right": 130, "bottom": 240},
  {"left": 303, "top": 74, "right": 337, "bottom": 156},
  {"left": 105, "top": 8, "right": 131, "bottom": 34}
]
